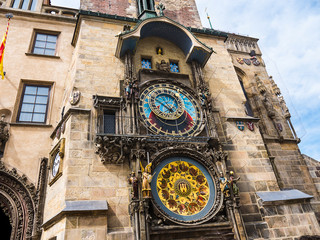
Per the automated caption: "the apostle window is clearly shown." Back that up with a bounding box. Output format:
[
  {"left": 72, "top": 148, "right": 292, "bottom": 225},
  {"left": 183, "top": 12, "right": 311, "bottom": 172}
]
[
  {"left": 170, "top": 61, "right": 180, "bottom": 73},
  {"left": 141, "top": 58, "right": 152, "bottom": 69},
  {"left": 32, "top": 32, "right": 58, "bottom": 56},
  {"left": 11, "top": 0, "right": 37, "bottom": 11},
  {"left": 17, "top": 85, "right": 50, "bottom": 123}
]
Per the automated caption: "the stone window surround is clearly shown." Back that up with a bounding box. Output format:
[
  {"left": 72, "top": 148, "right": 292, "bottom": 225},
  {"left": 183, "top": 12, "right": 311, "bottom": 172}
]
[
  {"left": 11, "top": 0, "right": 37, "bottom": 11},
  {"left": 27, "top": 29, "right": 60, "bottom": 57},
  {"left": 17, "top": 84, "right": 50, "bottom": 123},
  {"left": 12, "top": 79, "right": 55, "bottom": 126}
]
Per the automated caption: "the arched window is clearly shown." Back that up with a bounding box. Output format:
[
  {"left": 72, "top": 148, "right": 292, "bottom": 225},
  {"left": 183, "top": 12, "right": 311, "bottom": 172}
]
[{"left": 238, "top": 75, "right": 254, "bottom": 117}]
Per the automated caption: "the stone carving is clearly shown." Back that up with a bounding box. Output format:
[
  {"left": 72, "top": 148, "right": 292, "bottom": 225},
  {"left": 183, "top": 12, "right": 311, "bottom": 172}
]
[
  {"left": 255, "top": 74, "right": 266, "bottom": 94},
  {"left": 69, "top": 87, "right": 81, "bottom": 105},
  {"left": 0, "top": 159, "right": 38, "bottom": 239},
  {"left": 279, "top": 96, "right": 291, "bottom": 118},
  {"left": 156, "top": 60, "right": 170, "bottom": 72},
  {"left": 128, "top": 172, "right": 139, "bottom": 200},
  {"left": 0, "top": 114, "right": 9, "bottom": 147},
  {"left": 93, "top": 95, "right": 122, "bottom": 108},
  {"left": 269, "top": 76, "right": 281, "bottom": 96},
  {"left": 33, "top": 157, "right": 48, "bottom": 236},
  {"left": 226, "top": 35, "right": 258, "bottom": 53},
  {"left": 263, "top": 95, "right": 276, "bottom": 118},
  {"left": 95, "top": 136, "right": 127, "bottom": 164},
  {"left": 123, "top": 24, "right": 131, "bottom": 32}
]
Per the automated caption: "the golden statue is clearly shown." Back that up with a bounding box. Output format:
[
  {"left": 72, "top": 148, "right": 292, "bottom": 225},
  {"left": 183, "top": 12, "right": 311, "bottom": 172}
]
[{"left": 140, "top": 161, "right": 153, "bottom": 198}]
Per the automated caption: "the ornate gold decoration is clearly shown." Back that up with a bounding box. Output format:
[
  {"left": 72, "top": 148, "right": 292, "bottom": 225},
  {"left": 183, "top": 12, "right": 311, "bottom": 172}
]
[{"left": 156, "top": 160, "right": 210, "bottom": 216}]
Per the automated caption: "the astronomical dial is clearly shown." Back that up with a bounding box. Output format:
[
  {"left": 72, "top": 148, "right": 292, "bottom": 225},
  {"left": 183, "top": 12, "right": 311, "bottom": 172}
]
[
  {"left": 52, "top": 152, "right": 60, "bottom": 177},
  {"left": 151, "top": 156, "right": 216, "bottom": 224},
  {"left": 139, "top": 83, "right": 202, "bottom": 136}
]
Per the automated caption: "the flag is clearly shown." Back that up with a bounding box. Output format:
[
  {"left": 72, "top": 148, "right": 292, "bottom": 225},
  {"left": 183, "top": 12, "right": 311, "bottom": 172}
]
[{"left": 0, "top": 16, "right": 11, "bottom": 80}]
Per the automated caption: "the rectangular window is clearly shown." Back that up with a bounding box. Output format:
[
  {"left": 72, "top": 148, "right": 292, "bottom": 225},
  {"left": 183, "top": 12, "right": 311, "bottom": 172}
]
[
  {"left": 18, "top": 85, "right": 50, "bottom": 123},
  {"left": 32, "top": 33, "right": 58, "bottom": 56},
  {"left": 103, "top": 111, "right": 116, "bottom": 134},
  {"left": 12, "top": 0, "right": 37, "bottom": 11},
  {"left": 170, "top": 61, "right": 180, "bottom": 73},
  {"left": 141, "top": 58, "right": 152, "bottom": 69}
]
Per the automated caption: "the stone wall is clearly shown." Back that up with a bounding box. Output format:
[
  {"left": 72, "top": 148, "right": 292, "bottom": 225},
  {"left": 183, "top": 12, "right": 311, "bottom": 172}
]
[{"left": 80, "top": 0, "right": 202, "bottom": 28}]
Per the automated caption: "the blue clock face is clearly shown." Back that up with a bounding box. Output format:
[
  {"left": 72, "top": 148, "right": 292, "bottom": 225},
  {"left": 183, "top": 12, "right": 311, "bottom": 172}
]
[{"left": 139, "top": 84, "right": 202, "bottom": 136}]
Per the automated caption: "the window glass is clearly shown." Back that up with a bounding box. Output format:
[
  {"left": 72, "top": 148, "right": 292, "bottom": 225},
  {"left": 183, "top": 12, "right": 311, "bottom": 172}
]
[
  {"left": 32, "top": 33, "right": 58, "bottom": 56},
  {"left": 12, "top": 0, "right": 20, "bottom": 8},
  {"left": 170, "top": 62, "right": 179, "bottom": 73},
  {"left": 103, "top": 111, "right": 116, "bottom": 134},
  {"left": 21, "top": 0, "right": 30, "bottom": 10},
  {"left": 12, "top": 0, "right": 36, "bottom": 10},
  {"left": 30, "top": 0, "right": 37, "bottom": 10},
  {"left": 141, "top": 58, "right": 152, "bottom": 69},
  {"left": 18, "top": 85, "right": 50, "bottom": 123}
]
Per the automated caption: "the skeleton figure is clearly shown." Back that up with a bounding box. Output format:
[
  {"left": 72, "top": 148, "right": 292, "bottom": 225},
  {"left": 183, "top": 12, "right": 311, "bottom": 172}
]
[{"left": 128, "top": 172, "right": 139, "bottom": 200}]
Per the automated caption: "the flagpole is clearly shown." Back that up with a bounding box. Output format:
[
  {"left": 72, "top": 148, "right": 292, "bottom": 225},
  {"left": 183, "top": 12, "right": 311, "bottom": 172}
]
[
  {"left": 0, "top": 13, "right": 13, "bottom": 79},
  {"left": 205, "top": 8, "right": 213, "bottom": 30}
]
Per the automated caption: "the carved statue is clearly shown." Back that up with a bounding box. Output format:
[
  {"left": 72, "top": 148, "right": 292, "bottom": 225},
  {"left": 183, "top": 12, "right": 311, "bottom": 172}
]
[
  {"left": 269, "top": 76, "right": 281, "bottom": 96},
  {"left": 156, "top": 60, "right": 170, "bottom": 72},
  {"left": 124, "top": 78, "right": 133, "bottom": 100},
  {"left": 219, "top": 172, "right": 230, "bottom": 197},
  {"left": 255, "top": 74, "right": 266, "bottom": 94},
  {"left": 141, "top": 162, "right": 153, "bottom": 198},
  {"left": 229, "top": 171, "right": 240, "bottom": 196},
  {"left": 263, "top": 95, "right": 275, "bottom": 118},
  {"left": 128, "top": 172, "right": 139, "bottom": 200},
  {"left": 132, "top": 79, "right": 139, "bottom": 101},
  {"left": 123, "top": 24, "right": 131, "bottom": 32},
  {"left": 0, "top": 114, "right": 9, "bottom": 147}
]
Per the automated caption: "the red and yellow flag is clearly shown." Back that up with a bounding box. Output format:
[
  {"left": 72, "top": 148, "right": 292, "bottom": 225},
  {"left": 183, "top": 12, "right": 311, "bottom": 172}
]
[{"left": 0, "top": 16, "right": 11, "bottom": 80}]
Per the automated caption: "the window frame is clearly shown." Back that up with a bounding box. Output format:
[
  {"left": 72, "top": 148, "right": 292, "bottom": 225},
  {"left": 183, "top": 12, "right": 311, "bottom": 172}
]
[
  {"left": 103, "top": 110, "right": 116, "bottom": 134},
  {"left": 169, "top": 60, "right": 180, "bottom": 73},
  {"left": 11, "top": 0, "right": 38, "bottom": 11},
  {"left": 17, "top": 84, "right": 51, "bottom": 124},
  {"left": 28, "top": 30, "right": 60, "bottom": 57},
  {"left": 141, "top": 57, "right": 152, "bottom": 69}
]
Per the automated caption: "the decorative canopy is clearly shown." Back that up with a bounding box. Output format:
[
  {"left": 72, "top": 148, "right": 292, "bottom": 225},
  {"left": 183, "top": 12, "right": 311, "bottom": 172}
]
[{"left": 116, "top": 16, "right": 213, "bottom": 67}]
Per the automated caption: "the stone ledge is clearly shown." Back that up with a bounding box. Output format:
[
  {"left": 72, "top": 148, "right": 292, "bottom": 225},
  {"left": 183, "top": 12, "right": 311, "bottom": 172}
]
[
  {"left": 257, "top": 190, "right": 313, "bottom": 205},
  {"left": 50, "top": 108, "right": 91, "bottom": 139},
  {"left": 42, "top": 200, "right": 108, "bottom": 230},
  {"left": 225, "top": 116, "right": 260, "bottom": 122}
]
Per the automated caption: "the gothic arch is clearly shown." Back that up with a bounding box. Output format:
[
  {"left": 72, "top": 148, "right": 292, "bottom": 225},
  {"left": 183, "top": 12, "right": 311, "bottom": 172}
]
[
  {"left": 234, "top": 66, "right": 254, "bottom": 117},
  {"left": 0, "top": 161, "right": 37, "bottom": 240}
]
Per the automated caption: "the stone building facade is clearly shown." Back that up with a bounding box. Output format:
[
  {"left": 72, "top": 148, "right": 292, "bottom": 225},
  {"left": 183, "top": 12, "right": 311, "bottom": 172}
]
[{"left": 0, "top": 0, "right": 319, "bottom": 239}]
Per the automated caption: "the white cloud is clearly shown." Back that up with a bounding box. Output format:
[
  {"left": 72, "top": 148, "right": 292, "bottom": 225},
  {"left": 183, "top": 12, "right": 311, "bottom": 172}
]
[{"left": 196, "top": 0, "right": 320, "bottom": 160}]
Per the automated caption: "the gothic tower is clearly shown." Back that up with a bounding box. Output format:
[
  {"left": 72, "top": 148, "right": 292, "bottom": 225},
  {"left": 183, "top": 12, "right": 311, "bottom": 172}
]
[{"left": 0, "top": 0, "right": 319, "bottom": 239}]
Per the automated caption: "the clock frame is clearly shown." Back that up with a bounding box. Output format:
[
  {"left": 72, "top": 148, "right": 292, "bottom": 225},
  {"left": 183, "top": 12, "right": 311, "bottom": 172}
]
[
  {"left": 49, "top": 138, "right": 65, "bottom": 186},
  {"left": 139, "top": 83, "right": 203, "bottom": 136}
]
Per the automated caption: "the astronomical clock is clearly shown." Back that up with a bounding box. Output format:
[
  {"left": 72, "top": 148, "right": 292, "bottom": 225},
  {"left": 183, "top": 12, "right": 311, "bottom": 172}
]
[
  {"left": 139, "top": 83, "right": 202, "bottom": 136},
  {"left": 135, "top": 79, "right": 225, "bottom": 229}
]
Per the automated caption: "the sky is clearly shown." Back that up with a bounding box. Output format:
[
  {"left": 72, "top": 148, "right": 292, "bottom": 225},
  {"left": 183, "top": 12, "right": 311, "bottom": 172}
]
[{"left": 51, "top": 0, "right": 320, "bottom": 160}]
